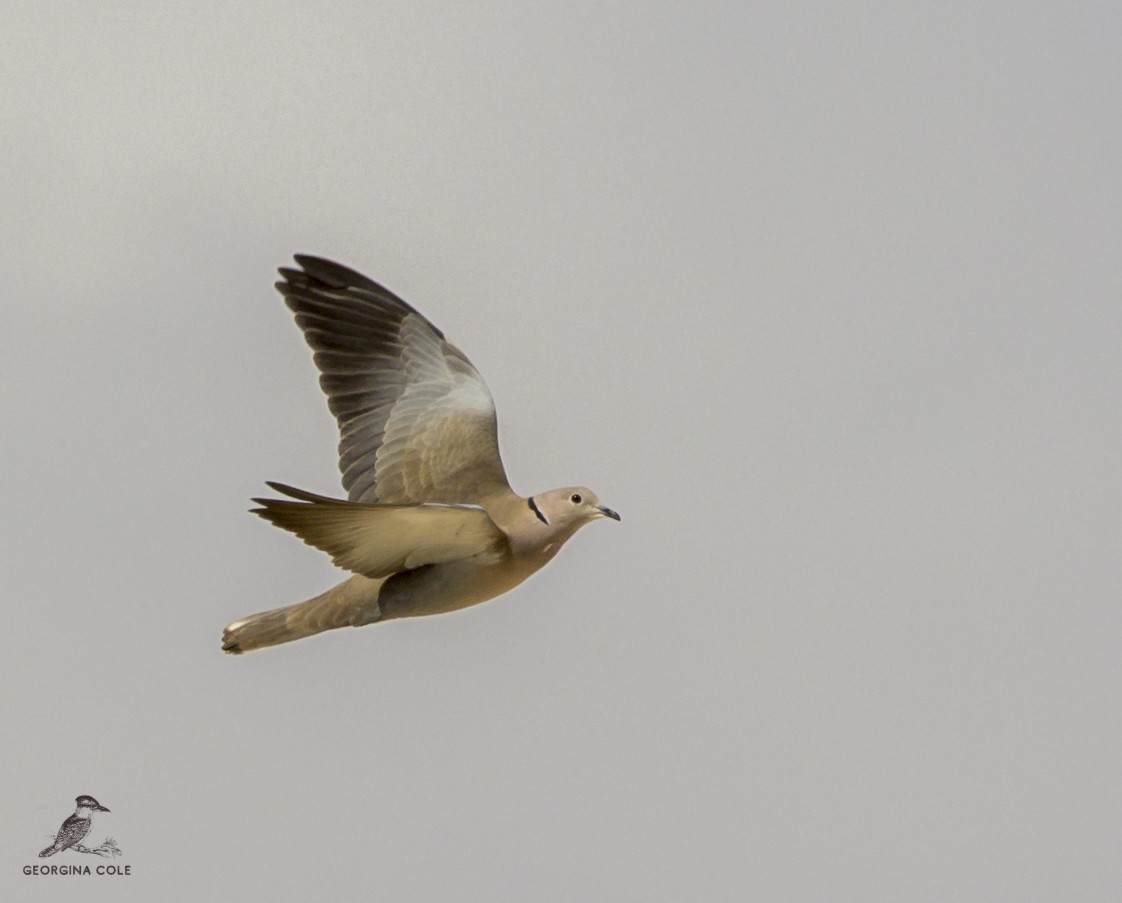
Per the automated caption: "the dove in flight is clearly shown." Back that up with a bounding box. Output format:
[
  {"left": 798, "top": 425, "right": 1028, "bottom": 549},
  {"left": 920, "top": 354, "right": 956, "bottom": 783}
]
[{"left": 222, "top": 256, "right": 619, "bottom": 653}]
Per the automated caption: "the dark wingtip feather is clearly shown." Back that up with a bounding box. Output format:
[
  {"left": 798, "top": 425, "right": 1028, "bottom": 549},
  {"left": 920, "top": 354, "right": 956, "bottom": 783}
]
[
  {"left": 277, "top": 254, "right": 425, "bottom": 325},
  {"left": 292, "top": 253, "right": 330, "bottom": 269},
  {"left": 292, "top": 255, "right": 375, "bottom": 290},
  {"left": 276, "top": 270, "right": 305, "bottom": 288},
  {"left": 263, "top": 481, "right": 352, "bottom": 505}
]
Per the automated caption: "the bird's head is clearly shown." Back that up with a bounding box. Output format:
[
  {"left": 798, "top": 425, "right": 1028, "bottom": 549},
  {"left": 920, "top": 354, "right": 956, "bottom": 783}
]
[
  {"left": 75, "top": 796, "right": 110, "bottom": 813},
  {"left": 530, "top": 487, "right": 620, "bottom": 533}
]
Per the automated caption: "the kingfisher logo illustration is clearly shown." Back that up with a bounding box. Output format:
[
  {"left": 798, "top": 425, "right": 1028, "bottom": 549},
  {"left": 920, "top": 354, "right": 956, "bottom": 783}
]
[
  {"left": 23, "top": 795, "right": 130, "bottom": 877},
  {"left": 40, "top": 795, "right": 115, "bottom": 858}
]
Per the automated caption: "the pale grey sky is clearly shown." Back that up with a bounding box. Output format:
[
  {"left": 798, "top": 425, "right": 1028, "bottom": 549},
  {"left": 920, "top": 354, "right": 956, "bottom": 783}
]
[{"left": 2, "top": 2, "right": 1121, "bottom": 900}]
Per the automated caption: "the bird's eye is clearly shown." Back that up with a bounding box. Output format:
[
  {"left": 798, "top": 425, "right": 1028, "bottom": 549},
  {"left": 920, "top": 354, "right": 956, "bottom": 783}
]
[{"left": 570, "top": 493, "right": 582, "bottom": 504}]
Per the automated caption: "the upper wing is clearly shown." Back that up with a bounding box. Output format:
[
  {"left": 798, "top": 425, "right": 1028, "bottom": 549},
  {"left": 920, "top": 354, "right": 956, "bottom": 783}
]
[
  {"left": 276, "top": 255, "right": 511, "bottom": 505},
  {"left": 252, "top": 482, "right": 507, "bottom": 579}
]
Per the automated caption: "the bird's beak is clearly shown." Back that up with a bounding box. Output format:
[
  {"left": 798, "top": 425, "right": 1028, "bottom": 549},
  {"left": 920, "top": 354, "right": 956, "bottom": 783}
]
[
  {"left": 96, "top": 805, "right": 110, "bottom": 812},
  {"left": 597, "top": 505, "right": 621, "bottom": 522}
]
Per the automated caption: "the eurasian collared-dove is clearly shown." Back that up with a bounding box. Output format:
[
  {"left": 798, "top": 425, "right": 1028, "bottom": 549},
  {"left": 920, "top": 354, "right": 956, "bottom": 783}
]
[{"left": 222, "top": 256, "right": 619, "bottom": 654}]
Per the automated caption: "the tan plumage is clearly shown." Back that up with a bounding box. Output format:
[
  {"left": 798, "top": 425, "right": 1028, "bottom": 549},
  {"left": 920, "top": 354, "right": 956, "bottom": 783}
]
[
  {"left": 251, "top": 482, "right": 506, "bottom": 578},
  {"left": 222, "top": 256, "right": 619, "bottom": 654}
]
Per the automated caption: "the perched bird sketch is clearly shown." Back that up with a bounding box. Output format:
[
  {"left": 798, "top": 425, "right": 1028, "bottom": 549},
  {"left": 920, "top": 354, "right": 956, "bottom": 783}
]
[
  {"left": 39, "top": 796, "right": 110, "bottom": 857},
  {"left": 222, "top": 256, "right": 619, "bottom": 654}
]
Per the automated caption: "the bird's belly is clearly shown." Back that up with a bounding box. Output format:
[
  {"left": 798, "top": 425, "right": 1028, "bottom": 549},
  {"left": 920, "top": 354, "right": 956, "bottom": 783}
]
[{"left": 378, "top": 555, "right": 548, "bottom": 619}]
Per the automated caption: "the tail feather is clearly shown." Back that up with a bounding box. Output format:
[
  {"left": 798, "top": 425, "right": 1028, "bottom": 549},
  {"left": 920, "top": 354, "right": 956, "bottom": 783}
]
[
  {"left": 222, "top": 602, "right": 309, "bottom": 654},
  {"left": 222, "top": 574, "right": 385, "bottom": 654}
]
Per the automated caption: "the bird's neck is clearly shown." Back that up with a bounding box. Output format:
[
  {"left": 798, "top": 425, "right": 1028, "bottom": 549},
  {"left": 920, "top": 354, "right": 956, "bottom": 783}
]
[
  {"left": 482, "top": 491, "right": 586, "bottom": 557},
  {"left": 74, "top": 806, "right": 93, "bottom": 818}
]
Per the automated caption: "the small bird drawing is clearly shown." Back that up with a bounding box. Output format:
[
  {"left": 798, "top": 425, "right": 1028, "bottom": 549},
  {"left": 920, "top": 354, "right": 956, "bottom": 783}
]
[
  {"left": 39, "top": 796, "right": 110, "bottom": 857},
  {"left": 222, "top": 256, "right": 619, "bottom": 654}
]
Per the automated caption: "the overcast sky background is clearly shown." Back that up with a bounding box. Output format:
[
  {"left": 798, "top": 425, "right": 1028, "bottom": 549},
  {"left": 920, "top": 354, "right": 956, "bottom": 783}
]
[{"left": 2, "top": 2, "right": 1120, "bottom": 900}]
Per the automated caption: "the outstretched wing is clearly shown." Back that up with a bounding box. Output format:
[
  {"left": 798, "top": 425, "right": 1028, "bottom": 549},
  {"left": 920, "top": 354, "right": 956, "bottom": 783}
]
[
  {"left": 277, "top": 255, "right": 511, "bottom": 505},
  {"left": 251, "top": 482, "right": 507, "bottom": 579}
]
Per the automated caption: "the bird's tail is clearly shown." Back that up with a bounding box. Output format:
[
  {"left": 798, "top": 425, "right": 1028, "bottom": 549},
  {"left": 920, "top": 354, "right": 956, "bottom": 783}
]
[
  {"left": 221, "top": 575, "right": 385, "bottom": 654},
  {"left": 39, "top": 843, "right": 62, "bottom": 858},
  {"left": 221, "top": 602, "right": 309, "bottom": 654}
]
